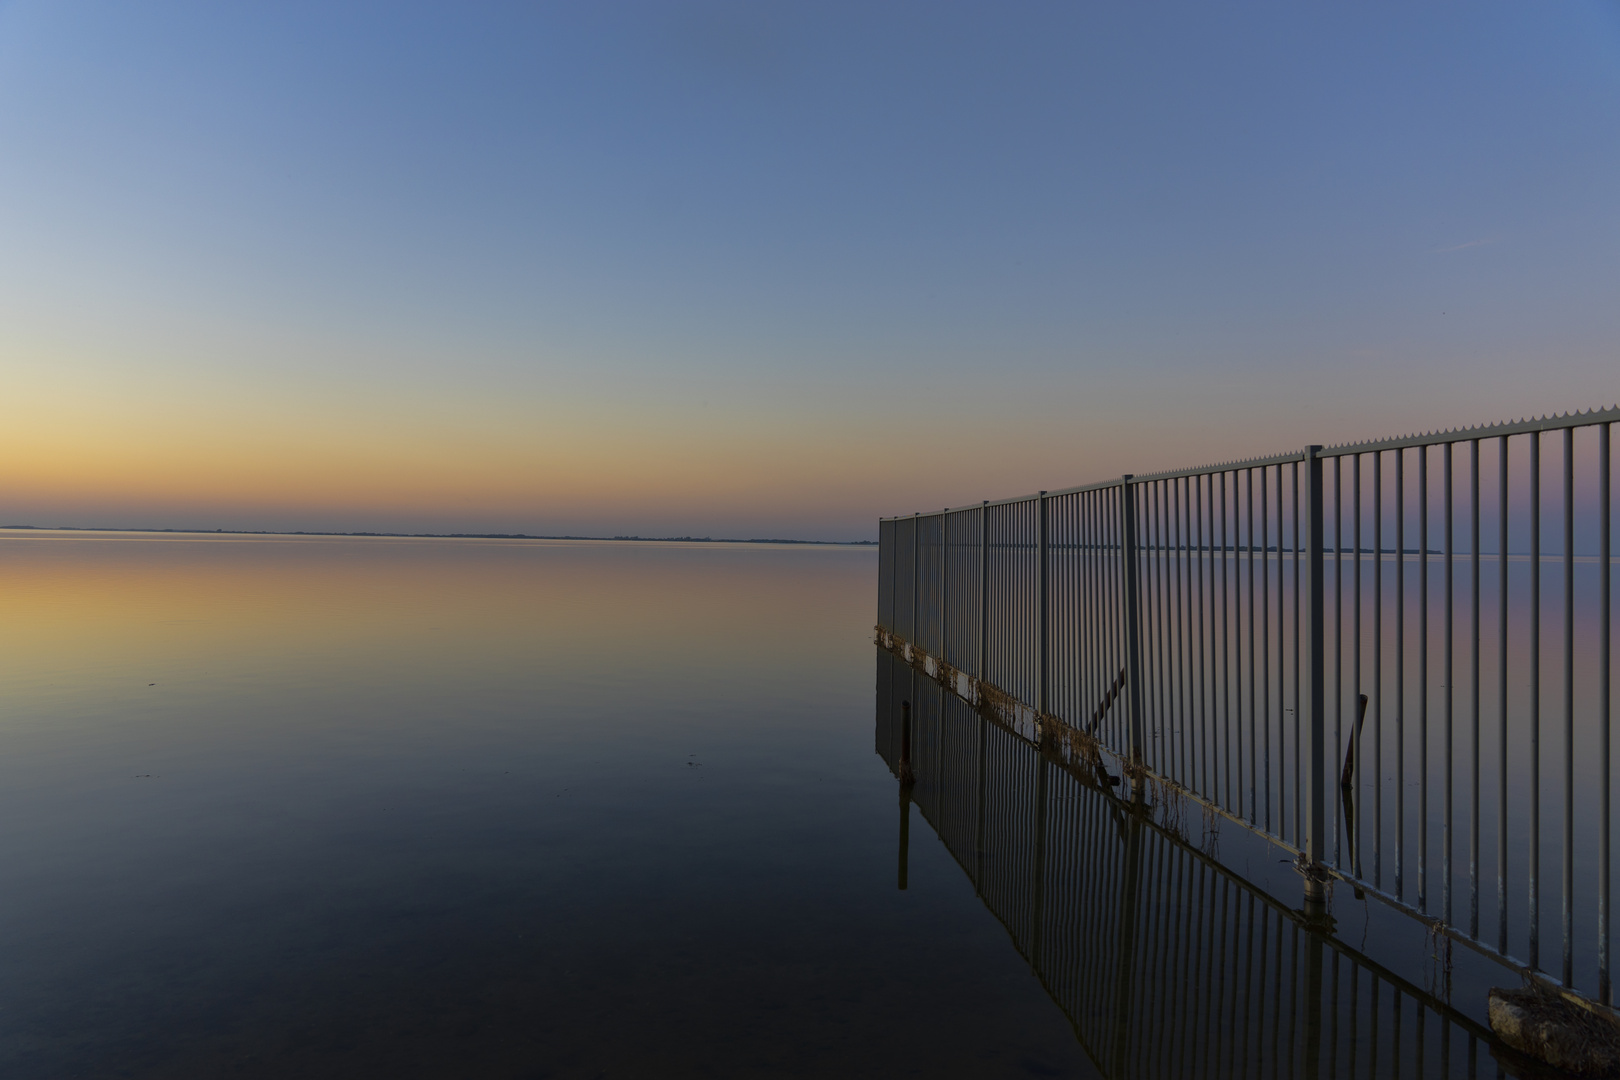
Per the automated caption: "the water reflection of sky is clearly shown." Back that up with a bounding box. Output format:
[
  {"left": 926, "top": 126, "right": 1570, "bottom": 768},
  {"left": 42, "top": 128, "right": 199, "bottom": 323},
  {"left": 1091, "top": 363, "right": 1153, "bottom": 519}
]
[{"left": 0, "top": 532, "right": 1104, "bottom": 1078}]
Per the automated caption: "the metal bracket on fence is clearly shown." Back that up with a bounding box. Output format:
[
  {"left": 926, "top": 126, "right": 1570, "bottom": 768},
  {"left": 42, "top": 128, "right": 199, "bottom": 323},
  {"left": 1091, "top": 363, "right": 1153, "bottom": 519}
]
[
  {"left": 1340, "top": 694, "right": 1370, "bottom": 789},
  {"left": 1086, "top": 667, "right": 1128, "bottom": 734}
]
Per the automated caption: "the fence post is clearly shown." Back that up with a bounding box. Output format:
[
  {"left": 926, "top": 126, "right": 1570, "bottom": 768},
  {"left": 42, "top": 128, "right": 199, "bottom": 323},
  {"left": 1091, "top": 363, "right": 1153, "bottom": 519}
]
[
  {"left": 1302, "top": 446, "right": 1328, "bottom": 897},
  {"left": 911, "top": 512, "right": 919, "bottom": 649},
  {"left": 979, "top": 501, "right": 988, "bottom": 681},
  {"left": 1119, "top": 477, "right": 1145, "bottom": 766},
  {"left": 941, "top": 511, "right": 949, "bottom": 666},
  {"left": 1038, "top": 491, "right": 1049, "bottom": 715}
]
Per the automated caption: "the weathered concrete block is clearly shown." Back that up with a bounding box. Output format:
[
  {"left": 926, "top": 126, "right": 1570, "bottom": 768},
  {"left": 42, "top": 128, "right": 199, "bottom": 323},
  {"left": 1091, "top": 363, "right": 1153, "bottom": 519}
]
[{"left": 1488, "top": 985, "right": 1620, "bottom": 1076}]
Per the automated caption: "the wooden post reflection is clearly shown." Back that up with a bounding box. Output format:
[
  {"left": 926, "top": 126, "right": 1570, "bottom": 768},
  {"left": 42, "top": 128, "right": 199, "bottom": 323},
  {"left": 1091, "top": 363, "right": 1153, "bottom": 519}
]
[
  {"left": 899, "top": 700, "right": 913, "bottom": 890},
  {"left": 1111, "top": 788, "right": 1145, "bottom": 1076}
]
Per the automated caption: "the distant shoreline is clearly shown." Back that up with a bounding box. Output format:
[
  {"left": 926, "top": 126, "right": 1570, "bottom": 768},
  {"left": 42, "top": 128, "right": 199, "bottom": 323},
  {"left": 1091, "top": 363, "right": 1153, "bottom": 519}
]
[{"left": 0, "top": 525, "right": 876, "bottom": 546}]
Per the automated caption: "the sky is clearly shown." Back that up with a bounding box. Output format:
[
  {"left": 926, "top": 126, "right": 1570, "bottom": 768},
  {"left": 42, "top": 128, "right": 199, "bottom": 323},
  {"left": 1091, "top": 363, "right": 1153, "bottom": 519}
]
[{"left": 1, "top": 1, "right": 1617, "bottom": 541}]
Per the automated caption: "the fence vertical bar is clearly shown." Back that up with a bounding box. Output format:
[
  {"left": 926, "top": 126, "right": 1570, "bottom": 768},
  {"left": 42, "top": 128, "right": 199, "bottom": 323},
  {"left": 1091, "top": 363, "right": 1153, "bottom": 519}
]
[
  {"left": 1529, "top": 430, "right": 1542, "bottom": 971},
  {"left": 1121, "top": 477, "right": 1146, "bottom": 769},
  {"left": 1420, "top": 447, "right": 1430, "bottom": 912},
  {"left": 1499, "top": 437, "right": 1510, "bottom": 954},
  {"left": 1039, "top": 492, "right": 1049, "bottom": 716},
  {"left": 912, "top": 512, "right": 920, "bottom": 651},
  {"left": 1303, "top": 446, "right": 1328, "bottom": 891},
  {"left": 941, "top": 511, "right": 949, "bottom": 668},
  {"left": 1294, "top": 462, "right": 1302, "bottom": 848},
  {"left": 1563, "top": 427, "right": 1574, "bottom": 986},
  {"left": 1222, "top": 473, "right": 1233, "bottom": 810},
  {"left": 979, "top": 501, "right": 988, "bottom": 682},
  {"left": 1444, "top": 441, "right": 1454, "bottom": 926},
  {"left": 1471, "top": 438, "right": 1481, "bottom": 939},
  {"left": 1352, "top": 455, "right": 1362, "bottom": 856},
  {"left": 1373, "top": 450, "right": 1382, "bottom": 886},
  {"left": 1601, "top": 421, "right": 1612, "bottom": 1004},
  {"left": 1396, "top": 448, "right": 1405, "bottom": 900},
  {"left": 1531, "top": 431, "right": 1542, "bottom": 971},
  {"left": 1335, "top": 458, "right": 1344, "bottom": 867},
  {"left": 1249, "top": 468, "right": 1258, "bottom": 823}
]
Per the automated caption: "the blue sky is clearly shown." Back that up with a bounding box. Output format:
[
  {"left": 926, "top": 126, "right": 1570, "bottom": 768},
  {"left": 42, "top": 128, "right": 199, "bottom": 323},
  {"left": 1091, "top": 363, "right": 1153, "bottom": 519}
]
[{"left": 2, "top": 2, "right": 1617, "bottom": 538}]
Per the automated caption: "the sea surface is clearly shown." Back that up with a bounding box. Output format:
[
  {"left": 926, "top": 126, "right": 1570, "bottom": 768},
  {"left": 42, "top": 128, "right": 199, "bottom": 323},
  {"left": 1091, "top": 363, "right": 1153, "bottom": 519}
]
[
  {"left": 3, "top": 531, "right": 1582, "bottom": 1078},
  {"left": 0, "top": 532, "right": 1102, "bottom": 1079}
]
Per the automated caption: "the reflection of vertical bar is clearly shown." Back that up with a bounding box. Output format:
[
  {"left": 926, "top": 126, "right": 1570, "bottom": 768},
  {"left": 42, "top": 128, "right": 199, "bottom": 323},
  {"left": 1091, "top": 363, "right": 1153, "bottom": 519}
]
[
  {"left": 1563, "top": 426, "right": 1575, "bottom": 985},
  {"left": 1499, "top": 437, "right": 1510, "bottom": 954},
  {"left": 1368, "top": 978, "right": 1381, "bottom": 1080},
  {"left": 976, "top": 713, "right": 987, "bottom": 884},
  {"left": 1112, "top": 796, "right": 1145, "bottom": 1076},
  {"left": 1031, "top": 758, "right": 1048, "bottom": 961},
  {"left": 1346, "top": 958, "right": 1359, "bottom": 1079},
  {"left": 897, "top": 780, "right": 911, "bottom": 891},
  {"left": 1531, "top": 431, "right": 1541, "bottom": 970},
  {"left": 898, "top": 698, "right": 912, "bottom": 890},
  {"left": 1601, "top": 421, "right": 1612, "bottom": 1004},
  {"left": 1471, "top": 438, "right": 1481, "bottom": 938}
]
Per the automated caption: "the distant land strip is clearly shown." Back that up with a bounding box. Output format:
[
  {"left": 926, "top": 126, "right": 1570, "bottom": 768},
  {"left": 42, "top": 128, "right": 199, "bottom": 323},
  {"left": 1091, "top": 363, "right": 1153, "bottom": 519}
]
[{"left": 0, "top": 525, "right": 875, "bottom": 546}]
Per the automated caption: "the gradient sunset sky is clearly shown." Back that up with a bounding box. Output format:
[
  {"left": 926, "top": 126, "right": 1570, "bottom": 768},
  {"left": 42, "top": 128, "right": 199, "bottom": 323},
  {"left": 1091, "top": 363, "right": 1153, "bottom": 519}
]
[{"left": 2, "top": 2, "right": 1617, "bottom": 540}]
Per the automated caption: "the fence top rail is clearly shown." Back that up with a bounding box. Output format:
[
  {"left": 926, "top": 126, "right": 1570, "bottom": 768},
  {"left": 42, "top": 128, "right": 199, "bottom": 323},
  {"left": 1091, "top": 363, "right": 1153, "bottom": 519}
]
[
  {"left": 877, "top": 404, "right": 1617, "bottom": 523},
  {"left": 1318, "top": 404, "right": 1619, "bottom": 458}
]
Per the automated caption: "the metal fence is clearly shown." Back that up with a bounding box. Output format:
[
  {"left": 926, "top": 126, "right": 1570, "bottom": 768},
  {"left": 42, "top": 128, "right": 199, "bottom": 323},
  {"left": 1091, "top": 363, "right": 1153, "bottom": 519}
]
[
  {"left": 876, "top": 407, "right": 1616, "bottom": 1006},
  {"left": 877, "top": 650, "right": 1528, "bottom": 1079}
]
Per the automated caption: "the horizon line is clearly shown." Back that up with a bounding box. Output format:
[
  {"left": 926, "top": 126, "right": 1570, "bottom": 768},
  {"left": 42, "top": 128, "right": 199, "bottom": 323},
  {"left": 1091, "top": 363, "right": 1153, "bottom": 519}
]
[{"left": 0, "top": 524, "right": 877, "bottom": 546}]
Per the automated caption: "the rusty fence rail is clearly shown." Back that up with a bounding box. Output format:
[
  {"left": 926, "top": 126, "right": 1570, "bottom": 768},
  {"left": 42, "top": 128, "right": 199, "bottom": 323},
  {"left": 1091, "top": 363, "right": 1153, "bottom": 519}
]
[{"left": 876, "top": 407, "right": 1616, "bottom": 1006}]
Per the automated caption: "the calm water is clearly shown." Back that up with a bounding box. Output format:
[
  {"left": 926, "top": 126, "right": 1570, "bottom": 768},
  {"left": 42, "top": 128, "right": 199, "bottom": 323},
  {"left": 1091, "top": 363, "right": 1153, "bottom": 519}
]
[{"left": 0, "top": 533, "right": 1102, "bottom": 1078}]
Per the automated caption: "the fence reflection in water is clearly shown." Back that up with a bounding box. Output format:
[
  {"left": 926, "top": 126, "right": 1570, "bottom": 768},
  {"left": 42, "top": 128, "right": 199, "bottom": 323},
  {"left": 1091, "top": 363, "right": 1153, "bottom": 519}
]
[{"left": 877, "top": 649, "right": 1536, "bottom": 1079}]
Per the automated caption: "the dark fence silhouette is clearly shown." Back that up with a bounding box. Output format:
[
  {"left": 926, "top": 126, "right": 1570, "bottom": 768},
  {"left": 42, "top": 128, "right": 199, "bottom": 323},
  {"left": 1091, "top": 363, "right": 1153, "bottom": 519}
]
[{"left": 876, "top": 407, "right": 1617, "bottom": 1007}]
